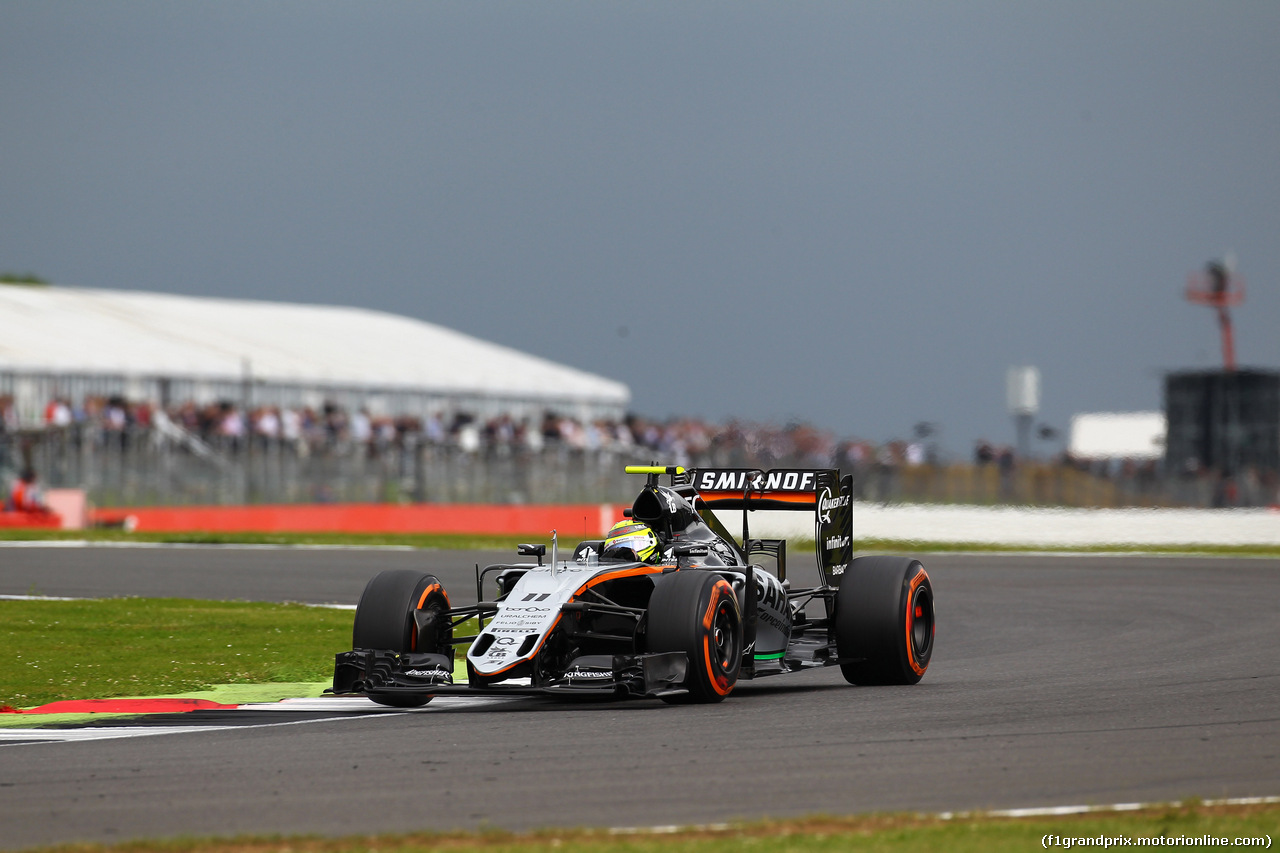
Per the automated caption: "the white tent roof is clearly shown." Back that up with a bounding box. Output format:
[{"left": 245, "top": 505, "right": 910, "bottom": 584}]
[
  {"left": 1068, "top": 412, "right": 1166, "bottom": 460},
  {"left": 0, "top": 286, "right": 629, "bottom": 409}
]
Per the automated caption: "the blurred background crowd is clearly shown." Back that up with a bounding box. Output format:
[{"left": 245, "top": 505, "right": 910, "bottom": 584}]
[
  {"left": 7, "top": 393, "right": 845, "bottom": 467},
  {"left": 4, "top": 391, "right": 1270, "bottom": 509}
]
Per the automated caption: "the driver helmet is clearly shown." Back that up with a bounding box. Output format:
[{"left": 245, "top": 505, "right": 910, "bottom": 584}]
[{"left": 602, "top": 520, "right": 660, "bottom": 562}]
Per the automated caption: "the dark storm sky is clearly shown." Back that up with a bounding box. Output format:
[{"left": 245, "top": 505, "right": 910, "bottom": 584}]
[{"left": 3, "top": 2, "right": 1278, "bottom": 455}]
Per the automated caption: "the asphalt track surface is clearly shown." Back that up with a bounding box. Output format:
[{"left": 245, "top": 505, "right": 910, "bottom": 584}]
[{"left": 1, "top": 544, "right": 1278, "bottom": 849}]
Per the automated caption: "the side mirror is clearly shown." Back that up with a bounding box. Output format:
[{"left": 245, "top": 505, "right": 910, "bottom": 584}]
[{"left": 517, "top": 543, "right": 546, "bottom": 566}]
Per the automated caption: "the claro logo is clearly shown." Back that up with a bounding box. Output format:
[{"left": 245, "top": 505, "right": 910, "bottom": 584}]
[{"left": 817, "top": 486, "right": 850, "bottom": 524}]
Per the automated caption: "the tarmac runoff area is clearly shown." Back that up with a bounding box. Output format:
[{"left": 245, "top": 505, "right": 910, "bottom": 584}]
[{"left": 0, "top": 539, "right": 1277, "bottom": 847}]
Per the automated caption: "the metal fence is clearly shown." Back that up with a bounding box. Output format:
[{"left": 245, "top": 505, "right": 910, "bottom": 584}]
[
  {"left": 4, "top": 422, "right": 1275, "bottom": 509},
  {"left": 4, "top": 425, "right": 659, "bottom": 506}
]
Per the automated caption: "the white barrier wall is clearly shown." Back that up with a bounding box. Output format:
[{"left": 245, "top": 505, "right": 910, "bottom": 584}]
[{"left": 718, "top": 504, "right": 1280, "bottom": 548}]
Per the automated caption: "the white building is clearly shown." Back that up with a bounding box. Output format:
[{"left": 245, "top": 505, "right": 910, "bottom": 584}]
[{"left": 1067, "top": 412, "right": 1166, "bottom": 461}]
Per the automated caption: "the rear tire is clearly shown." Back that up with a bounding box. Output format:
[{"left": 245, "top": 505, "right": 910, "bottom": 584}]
[
  {"left": 647, "top": 570, "right": 742, "bottom": 703},
  {"left": 351, "top": 570, "right": 452, "bottom": 707},
  {"left": 835, "top": 556, "right": 934, "bottom": 685}
]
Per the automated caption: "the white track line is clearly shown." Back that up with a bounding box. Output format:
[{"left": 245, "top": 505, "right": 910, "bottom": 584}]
[
  {"left": 605, "top": 796, "right": 1280, "bottom": 834},
  {"left": 0, "top": 594, "right": 84, "bottom": 601},
  {"left": 0, "top": 714, "right": 395, "bottom": 744},
  {"left": 937, "top": 795, "right": 1280, "bottom": 820},
  {"left": 234, "top": 695, "right": 501, "bottom": 712},
  {"left": 0, "top": 696, "right": 519, "bottom": 744}
]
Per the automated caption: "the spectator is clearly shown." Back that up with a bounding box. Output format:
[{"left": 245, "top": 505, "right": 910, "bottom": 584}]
[
  {"left": 974, "top": 440, "right": 995, "bottom": 465},
  {"left": 7, "top": 467, "right": 49, "bottom": 513},
  {"left": 424, "top": 412, "right": 445, "bottom": 445},
  {"left": 255, "top": 407, "right": 281, "bottom": 442},
  {"left": 219, "top": 404, "right": 245, "bottom": 449},
  {"left": 350, "top": 408, "right": 372, "bottom": 444},
  {"left": 281, "top": 407, "right": 302, "bottom": 444},
  {"left": 44, "top": 397, "right": 72, "bottom": 428},
  {"left": 906, "top": 441, "right": 926, "bottom": 467},
  {"left": 0, "top": 395, "right": 15, "bottom": 433},
  {"left": 997, "top": 445, "right": 1017, "bottom": 500}
]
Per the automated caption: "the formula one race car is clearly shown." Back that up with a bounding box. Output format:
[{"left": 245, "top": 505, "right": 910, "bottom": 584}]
[{"left": 332, "top": 466, "right": 934, "bottom": 705}]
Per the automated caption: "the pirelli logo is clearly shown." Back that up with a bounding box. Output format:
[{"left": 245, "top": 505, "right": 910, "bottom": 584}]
[{"left": 694, "top": 470, "right": 819, "bottom": 493}]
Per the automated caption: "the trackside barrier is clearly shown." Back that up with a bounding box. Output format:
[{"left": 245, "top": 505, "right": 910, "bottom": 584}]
[
  {"left": 38, "top": 501, "right": 1280, "bottom": 547},
  {"left": 88, "top": 503, "right": 622, "bottom": 538},
  {"left": 0, "top": 511, "right": 61, "bottom": 529}
]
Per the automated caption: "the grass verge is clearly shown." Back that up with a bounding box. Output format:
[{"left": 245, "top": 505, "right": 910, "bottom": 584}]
[
  {"left": 1, "top": 598, "right": 354, "bottom": 709},
  {"left": 4, "top": 528, "right": 1280, "bottom": 557},
  {"left": 8, "top": 802, "right": 1278, "bottom": 852}
]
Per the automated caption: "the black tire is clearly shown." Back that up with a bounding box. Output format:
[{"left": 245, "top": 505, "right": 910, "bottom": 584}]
[
  {"left": 835, "top": 556, "right": 934, "bottom": 685},
  {"left": 352, "top": 569, "right": 452, "bottom": 653},
  {"left": 351, "top": 570, "right": 452, "bottom": 708},
  {"left": 647, "top": 570, "right": 742, "bottom": 703}
]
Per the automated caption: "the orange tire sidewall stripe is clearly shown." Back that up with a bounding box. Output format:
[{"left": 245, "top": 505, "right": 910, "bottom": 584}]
[
  {"left": 411, "top": 582, "right": 447, "bottom": 652},
  {"left": 416, "top": 583, "right": 443, "bottom": 610},
  {"left": 701, "top": 579, "right": 736, "bottom": 696},
  {"left": 904, "top": 567, "right": 930, "bottom": 676}
]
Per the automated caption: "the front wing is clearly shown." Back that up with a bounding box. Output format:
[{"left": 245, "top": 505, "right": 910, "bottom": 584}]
[{"left": 332, "top": 648, "right": 690, "bottom": 700}]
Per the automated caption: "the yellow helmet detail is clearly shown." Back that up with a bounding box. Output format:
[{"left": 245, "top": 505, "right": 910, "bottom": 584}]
[{"left": 602, "top": 520, "right": 659, "bottom": 562}]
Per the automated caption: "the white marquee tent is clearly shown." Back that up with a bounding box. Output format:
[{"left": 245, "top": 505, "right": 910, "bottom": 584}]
[
  {"left": 0, "top": 285, "right": 629, "bottom": 425},
  {"left": 1067, "top": 411, "right": 1166, "bottom": 460}
]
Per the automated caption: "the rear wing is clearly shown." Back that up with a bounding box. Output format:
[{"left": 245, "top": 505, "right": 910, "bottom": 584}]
[{"left": 680, "top": 468, "right": 854, "bottom": 588}]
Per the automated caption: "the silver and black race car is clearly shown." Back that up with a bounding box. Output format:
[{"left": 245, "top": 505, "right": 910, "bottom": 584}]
[{"left": 332, "top": 465, "right": 934, "bottom": 705}]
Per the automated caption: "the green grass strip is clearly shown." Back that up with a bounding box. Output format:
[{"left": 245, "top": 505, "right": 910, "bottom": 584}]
[
  {"left": 5, "top": 528, "right": 1280, "bottom": 557},
  {"left": 6, "top": 802, "right": 1277, "bottom": 852},
  {"left": 1, "top": 598, "right": 355, "bottom": 709}
]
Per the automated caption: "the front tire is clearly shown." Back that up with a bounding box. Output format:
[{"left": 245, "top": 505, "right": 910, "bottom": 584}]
[
  {"left": 351, "top": 570, "right": 452, "bottom": 707},
  {"left": 835, "top": 556, "right": 934, "bottom": 685},
  {"left": 647, "top": 570, "right": 742, "bottom": 703}
]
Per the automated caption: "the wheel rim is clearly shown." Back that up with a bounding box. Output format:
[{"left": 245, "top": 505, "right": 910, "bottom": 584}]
[
  {"left": 909, "top": 585, "right": 933, "bottom": 659},
  {"left": 711, "top": 600, "right": 738, "bottom": 670}
]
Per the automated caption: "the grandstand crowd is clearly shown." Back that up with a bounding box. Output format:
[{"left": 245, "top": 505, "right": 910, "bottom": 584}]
[
  {"left": 1, "top": 392, "right": 870, "bottom": 469},
  {"left": 3, "top": 392, "right": 1272, "bottom": 508}
]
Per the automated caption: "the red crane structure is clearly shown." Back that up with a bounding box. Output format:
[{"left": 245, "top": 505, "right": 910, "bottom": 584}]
[{"left": 1185, "top": 257, "right": 1245, "bottom": 371}]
